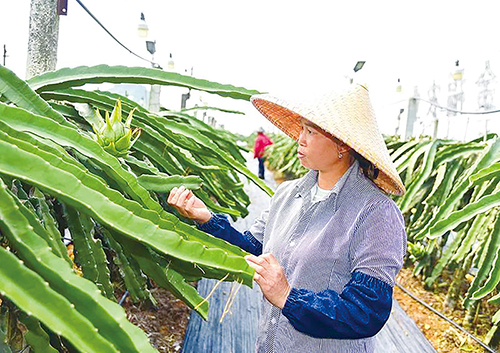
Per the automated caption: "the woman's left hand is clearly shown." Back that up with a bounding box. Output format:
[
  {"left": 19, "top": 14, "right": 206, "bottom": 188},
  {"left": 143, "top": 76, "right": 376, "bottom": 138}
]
[{"left": 245, "top": 253, "right": 291, "bottom": 309}]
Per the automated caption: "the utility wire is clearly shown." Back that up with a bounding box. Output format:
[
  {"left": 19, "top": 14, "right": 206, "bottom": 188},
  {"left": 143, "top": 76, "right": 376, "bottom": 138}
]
[
  {"left": 414, "top": 97, "right": 500, "bottom": 115},
  {"left": 396, "top": 282, "right": 497, "bottom": 353},
  {"left": 74, "top": 0, "right": 157, "bottom": 67}
]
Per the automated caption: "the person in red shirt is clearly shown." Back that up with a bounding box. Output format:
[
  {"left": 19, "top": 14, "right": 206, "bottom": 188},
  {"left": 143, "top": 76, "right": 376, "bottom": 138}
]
[{"left": 253, "top": 127, "right": 273, "bottom": 179}]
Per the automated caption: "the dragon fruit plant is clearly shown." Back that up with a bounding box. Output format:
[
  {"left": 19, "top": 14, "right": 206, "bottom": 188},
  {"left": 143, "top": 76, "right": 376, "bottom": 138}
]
[{"left": 0, "top": 64, "right": 270, "bottom": 353}]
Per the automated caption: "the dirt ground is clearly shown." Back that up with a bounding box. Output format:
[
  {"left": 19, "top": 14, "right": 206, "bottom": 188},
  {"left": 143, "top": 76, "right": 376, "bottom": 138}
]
[
  {"left": 122, "top": 169, "right": 498, "bottom": 352},
  {"left": 394, "top": 266, "right": 496, "bottom": 353},
  {"left": 120, "top": 286, "right": 191, "bottom": 353},
  {"left": 125, "top": 265, "right": 497, "bottom": 353}
]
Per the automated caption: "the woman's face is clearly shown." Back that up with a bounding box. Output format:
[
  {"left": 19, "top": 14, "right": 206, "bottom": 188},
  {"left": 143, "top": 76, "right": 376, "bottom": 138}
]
[{"left": 297, "top": 119, "right": 342, "bottom": 172}]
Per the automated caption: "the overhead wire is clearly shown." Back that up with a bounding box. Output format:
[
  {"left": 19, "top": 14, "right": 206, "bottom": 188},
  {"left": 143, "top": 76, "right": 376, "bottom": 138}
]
[
  {"left": 414, "top": 97, "right": 500, "bottom": 115},
  {"left": 74, "top": 0, "right": 157, "bottom": 67},
  {"left": 70, "top": 5, "right": 498, "bottom": 346}
]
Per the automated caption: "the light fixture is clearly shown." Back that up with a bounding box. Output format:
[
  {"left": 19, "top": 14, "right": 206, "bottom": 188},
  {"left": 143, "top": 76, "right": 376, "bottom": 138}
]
[
  {"left": 452, "top": 60, "right": 463, "bottom": 81},
  {"left": 137, "top": 13, "right": 149, "bottom": 38},
  {"left": 396, "top": 78, "right": 402, "bottom": 92},
  {"left": 168, "top": 53, "right": 175, "bottom": 70},
  {"left": 146, "top": 40, "right": 156, "bottom": 55},
  {"left": 353, "top": 61, "right": 366, "bottom": 73}
]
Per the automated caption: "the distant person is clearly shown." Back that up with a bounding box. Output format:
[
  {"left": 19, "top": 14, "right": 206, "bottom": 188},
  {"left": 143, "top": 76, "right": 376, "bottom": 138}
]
[
  {"left": 253, "top": 127, "right": 273, "bottom": 179},
  {"left": 168, "top": 84, "right": 406, "bottom": 352}
]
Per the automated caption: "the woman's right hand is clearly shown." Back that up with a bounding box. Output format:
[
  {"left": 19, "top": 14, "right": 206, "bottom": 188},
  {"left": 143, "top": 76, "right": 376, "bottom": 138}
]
[{"left": 167, "top": 186, "right": 212, "bottom": 224}]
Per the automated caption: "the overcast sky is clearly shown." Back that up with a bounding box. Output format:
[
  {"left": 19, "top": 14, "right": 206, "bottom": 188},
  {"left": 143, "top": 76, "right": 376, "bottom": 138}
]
[{"left": 2, "top": 1, "right": 500, "bottom": 138}]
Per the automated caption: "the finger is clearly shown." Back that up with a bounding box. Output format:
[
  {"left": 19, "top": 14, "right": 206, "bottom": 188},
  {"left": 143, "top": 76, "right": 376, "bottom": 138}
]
[
  {"left": 178, "top": 188, "right": 191, "bottom": 206},
  {"left": 244, "top": 254, "right": 258, "bottom": 263},
  {"left": 245, "top": 256, "right": 270, "bottom": 272},
  {"left": 169, "top": 186, "right": 185, "bottom": 205},
  {"left": 186, "top": 190, "right": 198, "bottom": 205},
  {"left": 259, "top": 253, "right": 274, "bottom": 265},
  {"left": 246, "top": 259, "right": 265, "bottom": 274},
  {"left": 253, "top": 272, "right": 262, "bottom": 283},
  {"left": 245, "top": 254, "right": 268, "bottom": 265},
  {"left": 172, "top": 187, "right": 189, "bottom": 207},
  {"left": 167, "top": 187, "right": 178, "bottom": 204},
  {"left": 185, "top": 194, "right": 196, "bottom": 212}
]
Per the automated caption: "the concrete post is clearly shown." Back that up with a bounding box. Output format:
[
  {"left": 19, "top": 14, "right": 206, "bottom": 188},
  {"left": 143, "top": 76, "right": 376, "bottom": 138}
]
[
  {"left": 181, "top": 90, "right": 191, "bottom": 109},
  {"left": 404, "top": 98, "right": 418, "bottom": 140},
  {"left": 149, "top": 84, "right": 161, "bottom": 112},
  {"left": 26, "top": 0, "right": 59, "bottom": 79}
]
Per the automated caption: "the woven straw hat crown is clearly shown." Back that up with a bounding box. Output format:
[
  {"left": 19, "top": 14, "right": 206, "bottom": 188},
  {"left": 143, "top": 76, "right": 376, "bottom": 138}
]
[{"left": 250, "top": 84, "right": 405, "bottom": 196}]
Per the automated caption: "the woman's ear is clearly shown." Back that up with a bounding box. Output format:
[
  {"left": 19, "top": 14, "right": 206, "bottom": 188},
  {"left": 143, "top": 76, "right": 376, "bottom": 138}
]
[{"left": 338, "top": 143, "right": 351, "bottom": 154}]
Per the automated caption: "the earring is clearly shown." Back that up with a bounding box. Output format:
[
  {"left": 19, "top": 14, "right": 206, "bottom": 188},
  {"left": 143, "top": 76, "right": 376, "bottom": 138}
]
[{"left": 338, "top": 150, "right": 343, "bottom": 159}]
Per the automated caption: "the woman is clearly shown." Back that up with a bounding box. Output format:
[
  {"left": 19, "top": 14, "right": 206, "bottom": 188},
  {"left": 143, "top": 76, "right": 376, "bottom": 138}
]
[
  {"left": 253, "top": 127, "right": 273, "bottom": 179},
  {"left": 168, "top": 84, "right": 406, "bottom": 352}
]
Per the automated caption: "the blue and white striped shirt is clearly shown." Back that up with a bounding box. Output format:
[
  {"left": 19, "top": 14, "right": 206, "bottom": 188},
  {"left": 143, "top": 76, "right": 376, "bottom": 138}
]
[{"left": 200, "top": 160, "right": 406, "bottom": 352}]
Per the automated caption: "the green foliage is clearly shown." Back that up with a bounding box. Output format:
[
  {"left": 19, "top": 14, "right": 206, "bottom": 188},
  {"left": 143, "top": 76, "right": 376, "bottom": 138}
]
[
  {"left": 0, "top": 64, "right": 270, "bottom": 352},
  {"left": 264, "top": 134, "right": 307, "bottom": 180},
  {"left": 270, "top": 130, "right": 500, "bottom": 346},
  {"left": 387, "top": 134, "right": 500, "bottom": 346}
]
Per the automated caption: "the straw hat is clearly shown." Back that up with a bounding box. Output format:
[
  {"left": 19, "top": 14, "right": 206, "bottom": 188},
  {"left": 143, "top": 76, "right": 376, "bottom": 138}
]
[{"left": 250, "top": 84, "right": 405, "bottom": 196}]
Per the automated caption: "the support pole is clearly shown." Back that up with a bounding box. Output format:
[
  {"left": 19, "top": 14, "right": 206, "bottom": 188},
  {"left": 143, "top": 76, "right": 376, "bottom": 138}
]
[
  {"left": 26, "top": 0, "right": 59, "bottom": 79},
  {"left": 149, "top": 84, "right": 161, "bottom": 112},
  {"left": 404, "top": 98, "right": 418, "bottom": 140},
  {"left": 181, "top": 90, "right": 191, "bottom": 109}
]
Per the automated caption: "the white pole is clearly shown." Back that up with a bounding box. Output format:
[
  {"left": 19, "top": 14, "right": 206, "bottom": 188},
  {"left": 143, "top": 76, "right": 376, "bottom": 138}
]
[{"left": 26, "top": 0, "right": 59, "bottom": 79}]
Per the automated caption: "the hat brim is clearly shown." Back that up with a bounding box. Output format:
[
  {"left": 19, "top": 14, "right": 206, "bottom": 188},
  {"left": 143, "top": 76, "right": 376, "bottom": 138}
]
[
  {"left": 251, "top": 93, "right": 405, "bottom": 196},
  {"left": 252, "top": 99, "right": 303, "bottom": 141}
]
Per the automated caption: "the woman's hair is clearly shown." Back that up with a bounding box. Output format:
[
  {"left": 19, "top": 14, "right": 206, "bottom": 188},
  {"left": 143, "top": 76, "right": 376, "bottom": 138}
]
[
  {"left": 325, "top": 132, "right": 380, "bottom": 181},
  {"left": 350, "top": 150, "right": 379, "bottom": 181}
]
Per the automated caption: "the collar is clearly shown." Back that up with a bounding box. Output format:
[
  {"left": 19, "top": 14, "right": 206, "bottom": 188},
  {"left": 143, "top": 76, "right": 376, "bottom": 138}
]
[{"left": 294, "top": 160, "right": 359, "bottom": 202}]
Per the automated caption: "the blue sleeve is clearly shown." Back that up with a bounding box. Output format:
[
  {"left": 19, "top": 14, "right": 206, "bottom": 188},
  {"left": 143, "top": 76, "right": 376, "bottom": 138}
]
[
  {"left": 281, "top": 271, "right": 392, "bottom": 339},
  {"left": 197, "top": 213, "right": 263, "bottom": 256}
]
